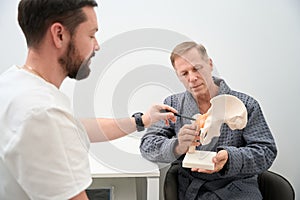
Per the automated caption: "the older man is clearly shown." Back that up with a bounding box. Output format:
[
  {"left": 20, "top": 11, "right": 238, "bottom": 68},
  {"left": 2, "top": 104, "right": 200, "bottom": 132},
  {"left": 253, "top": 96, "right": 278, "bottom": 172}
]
[{"left": 140, "top": 41, "right": 277, "bottom": 200}]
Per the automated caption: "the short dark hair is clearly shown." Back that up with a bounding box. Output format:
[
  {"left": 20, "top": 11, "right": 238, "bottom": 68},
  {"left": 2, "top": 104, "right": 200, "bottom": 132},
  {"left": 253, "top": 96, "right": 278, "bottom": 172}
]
[
  {"left": 170, "top": 41, "right": 209, "bottom": 67},
  {"left": 18, "top": 0, "right": 98, "bottom": 47}
]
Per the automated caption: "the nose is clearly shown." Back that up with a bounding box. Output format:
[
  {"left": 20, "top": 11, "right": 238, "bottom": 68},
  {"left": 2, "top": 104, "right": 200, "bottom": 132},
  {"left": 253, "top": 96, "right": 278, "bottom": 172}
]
[
  {"left": 189, "top": 72, "right": 198, "bottom": 82},
  {"left": 94, "top": 38, "right": 100, "bottom": 51}
]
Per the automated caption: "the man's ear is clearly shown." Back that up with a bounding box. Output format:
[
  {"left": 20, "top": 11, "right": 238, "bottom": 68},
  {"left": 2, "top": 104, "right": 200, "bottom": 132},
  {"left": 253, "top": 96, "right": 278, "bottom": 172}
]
[
  {"left": 208, "top": 58, "right": 213, "bottom": 71},
  {"left": 50, "top": 23, "right": 68, "bottom": 48}
]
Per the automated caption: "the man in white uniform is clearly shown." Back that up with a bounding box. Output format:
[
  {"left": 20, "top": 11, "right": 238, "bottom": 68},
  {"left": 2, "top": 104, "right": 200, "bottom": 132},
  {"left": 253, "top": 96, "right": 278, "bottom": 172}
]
[{"left": 0, "top": 0, "right": 177, "bottom": 199}]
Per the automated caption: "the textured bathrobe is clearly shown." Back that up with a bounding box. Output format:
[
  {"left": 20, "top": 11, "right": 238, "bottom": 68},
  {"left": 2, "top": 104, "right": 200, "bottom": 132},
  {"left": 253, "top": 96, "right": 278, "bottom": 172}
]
[{"left": 140, "top": 77, "right": 277, "bottom": 200}]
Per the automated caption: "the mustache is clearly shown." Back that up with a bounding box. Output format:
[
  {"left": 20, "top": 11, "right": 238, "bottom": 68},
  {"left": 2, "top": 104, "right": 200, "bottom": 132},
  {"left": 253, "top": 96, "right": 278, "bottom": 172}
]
[{"left": 90, "top": 52, "right": 96, "bottom": 59}]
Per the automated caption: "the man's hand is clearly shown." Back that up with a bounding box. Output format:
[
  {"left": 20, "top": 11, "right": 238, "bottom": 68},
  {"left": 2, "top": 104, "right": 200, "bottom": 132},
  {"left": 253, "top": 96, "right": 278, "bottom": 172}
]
[
  {"left": 191, "top": 150, "right": 228, "bottom": 174},
  {"left": 143, "top": 104, "right": 177, "bottom": 127},
  {"left": 175, "top": 124, "right": 200, "bottom": 156}
]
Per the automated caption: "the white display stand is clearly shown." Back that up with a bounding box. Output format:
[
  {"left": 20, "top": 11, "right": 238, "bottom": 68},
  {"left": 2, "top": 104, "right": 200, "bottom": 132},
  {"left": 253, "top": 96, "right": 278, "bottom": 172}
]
[{"left": 182, "top": 151, "right": 216, "bottom": 170}]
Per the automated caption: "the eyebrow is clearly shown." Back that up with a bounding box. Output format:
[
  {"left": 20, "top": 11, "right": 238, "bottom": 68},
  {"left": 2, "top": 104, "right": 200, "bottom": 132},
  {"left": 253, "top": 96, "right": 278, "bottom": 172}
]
[
  {"left": 194, "top": 64, "right": 204, "bottom": 69},
  {"left": 90, "top": 27, "right": 98, "bottom": 33},
  {"left": 177, "top": 69, "right": 187, "bottom": 74}
]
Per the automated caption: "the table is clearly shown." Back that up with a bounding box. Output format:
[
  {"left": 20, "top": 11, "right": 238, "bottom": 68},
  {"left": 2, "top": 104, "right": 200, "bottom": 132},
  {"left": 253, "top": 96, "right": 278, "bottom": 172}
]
[{"left": 88, "top": 136, "right": 160, "bottom": 200}]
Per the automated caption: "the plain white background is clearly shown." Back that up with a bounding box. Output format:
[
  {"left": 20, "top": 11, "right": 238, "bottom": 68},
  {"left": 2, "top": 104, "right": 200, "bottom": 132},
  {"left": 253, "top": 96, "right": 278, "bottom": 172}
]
[{"left": 1, "top": 0, "right": 299, "bottom": 198}]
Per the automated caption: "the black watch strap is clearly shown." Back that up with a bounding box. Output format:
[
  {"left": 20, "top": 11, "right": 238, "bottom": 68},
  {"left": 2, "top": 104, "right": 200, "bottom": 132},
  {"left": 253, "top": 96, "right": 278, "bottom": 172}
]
[{"left": 132, "top": 112, "right": 145, "bottom": 132}]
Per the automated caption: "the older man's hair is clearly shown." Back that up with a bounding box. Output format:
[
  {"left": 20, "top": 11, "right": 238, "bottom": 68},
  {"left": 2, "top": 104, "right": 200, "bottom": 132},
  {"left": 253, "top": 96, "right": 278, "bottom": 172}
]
[{"left": 170, "top": 41, "right": 209, "bottom": 67}]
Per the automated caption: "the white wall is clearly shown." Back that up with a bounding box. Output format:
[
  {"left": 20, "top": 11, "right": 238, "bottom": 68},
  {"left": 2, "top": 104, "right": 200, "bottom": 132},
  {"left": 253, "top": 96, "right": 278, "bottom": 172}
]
[{"left": 1, "top": 0, "right": 299, "bottom": 198}]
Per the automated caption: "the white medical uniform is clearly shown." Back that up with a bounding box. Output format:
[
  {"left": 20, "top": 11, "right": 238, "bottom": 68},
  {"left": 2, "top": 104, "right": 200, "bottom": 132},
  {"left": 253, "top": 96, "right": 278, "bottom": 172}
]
[{"left": 0, "top": 66, "right": 92, "bottom": 200}]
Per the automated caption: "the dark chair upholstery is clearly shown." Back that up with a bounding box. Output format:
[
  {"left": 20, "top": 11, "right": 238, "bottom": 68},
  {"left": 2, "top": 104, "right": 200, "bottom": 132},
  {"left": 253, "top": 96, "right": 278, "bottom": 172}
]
[
  {"left": 164, "top": 164, "right": 180, "bottom": 200},
  {"left": 164, "top": 164, "right": 295, "bottom": 200},
  {"left": 258, "top": 170, "right": 295, "bottom": 200}
]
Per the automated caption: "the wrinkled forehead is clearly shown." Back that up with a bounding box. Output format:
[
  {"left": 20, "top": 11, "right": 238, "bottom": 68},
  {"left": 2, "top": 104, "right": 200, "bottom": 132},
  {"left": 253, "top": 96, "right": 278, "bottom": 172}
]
[{"left": 174, "top": 48, "right": 207, "bottom": 67}]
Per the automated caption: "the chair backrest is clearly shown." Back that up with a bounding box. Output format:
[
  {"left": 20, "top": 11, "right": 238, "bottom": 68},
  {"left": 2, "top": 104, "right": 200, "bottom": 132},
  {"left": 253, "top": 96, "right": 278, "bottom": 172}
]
[
  {"left": 258, "top": 170, "right": 295, "bottom": 200},
  {"left": 164, "top": 165, "right": 295, "bottom": 200}
]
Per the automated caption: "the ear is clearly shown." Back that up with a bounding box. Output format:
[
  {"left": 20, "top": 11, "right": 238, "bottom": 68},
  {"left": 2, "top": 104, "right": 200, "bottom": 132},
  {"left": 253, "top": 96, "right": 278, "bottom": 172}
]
[
  {"left": 50, "top": 23, "right": 69, "bottom": 48},
  {"left": 208, "top": 58, "right": 213, "bottom": 71}
]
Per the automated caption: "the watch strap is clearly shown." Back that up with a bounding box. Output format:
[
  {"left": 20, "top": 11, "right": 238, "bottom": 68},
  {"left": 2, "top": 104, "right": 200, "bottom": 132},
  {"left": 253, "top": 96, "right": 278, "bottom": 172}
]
[{"left": 132, "top": 112, "right": 145, "bottom": 132}]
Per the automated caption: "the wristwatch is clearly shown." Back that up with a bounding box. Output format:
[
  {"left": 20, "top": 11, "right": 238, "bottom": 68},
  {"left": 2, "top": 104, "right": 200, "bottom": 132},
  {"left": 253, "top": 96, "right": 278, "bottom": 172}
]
[{"left": 132, "top": 112, "right": 145, "bottom": 132}]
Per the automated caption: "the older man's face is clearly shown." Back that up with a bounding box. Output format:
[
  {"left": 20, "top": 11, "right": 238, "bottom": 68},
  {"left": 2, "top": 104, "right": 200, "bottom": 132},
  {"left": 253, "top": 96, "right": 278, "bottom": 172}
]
[{"left": 174, "top": 48, "right": 213, "bottom": 98}]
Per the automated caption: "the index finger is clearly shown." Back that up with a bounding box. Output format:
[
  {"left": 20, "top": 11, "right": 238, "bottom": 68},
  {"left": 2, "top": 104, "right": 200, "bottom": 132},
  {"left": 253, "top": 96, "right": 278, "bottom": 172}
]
[{"left": 159, "top": 104, "right": 178, "bottom": 114}]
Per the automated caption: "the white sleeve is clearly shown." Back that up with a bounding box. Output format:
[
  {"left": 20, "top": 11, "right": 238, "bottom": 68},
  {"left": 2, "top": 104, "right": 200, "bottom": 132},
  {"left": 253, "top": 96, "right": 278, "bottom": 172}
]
[{"left": 3, "top": 107, "right": 92, "bottom": 200}]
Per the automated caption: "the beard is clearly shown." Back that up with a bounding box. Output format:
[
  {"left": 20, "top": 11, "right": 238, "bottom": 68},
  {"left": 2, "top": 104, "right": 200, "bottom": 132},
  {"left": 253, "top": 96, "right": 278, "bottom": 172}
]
[{"left": 59, "top": 40, "right": 95, "bottom": 80}]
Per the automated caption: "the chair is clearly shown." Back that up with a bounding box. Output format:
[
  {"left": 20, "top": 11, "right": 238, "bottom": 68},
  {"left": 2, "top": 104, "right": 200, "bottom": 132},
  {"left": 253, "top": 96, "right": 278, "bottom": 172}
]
[
  {"left": 258, "top": 170, "right": 295, "bottom": 200},
  {"left": 164, "top": 164, "right": 295, "bottom": 200}
]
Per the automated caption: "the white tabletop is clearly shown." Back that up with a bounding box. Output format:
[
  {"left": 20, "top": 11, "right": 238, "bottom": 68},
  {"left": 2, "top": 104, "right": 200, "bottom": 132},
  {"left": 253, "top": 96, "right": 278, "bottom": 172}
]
[{"left": 89, "top": 135, "right": 160, "bottom": 178}]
